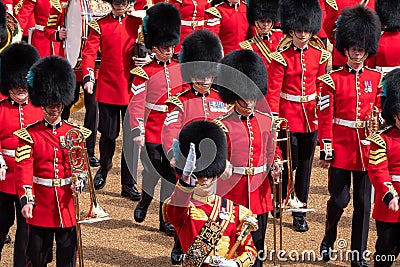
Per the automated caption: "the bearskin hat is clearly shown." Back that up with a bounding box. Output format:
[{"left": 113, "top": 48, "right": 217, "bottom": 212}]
[
  {"left": 247, "top": 0, "right": 280, "bottom": 26},
  {"left": 376, "top": 0, "right": 400, "bottom": 31},
  {"left": 0, "top": 1, "right": 7, "bottom": 42},
  {"left": 279, "top": 0, "right": 321, "bottom": 35},
  {"left": 143, "top": 3, "right": 180, "bottom": 49},
  {"left": 180, "top": 30, "right": 223, "bottom": 82},
  {"left": 381, "top": 68, "right": 400, "bottom": 126},
  {"left": 176, "top": 120, "right": 227, "bottom": 178},
  {"left": 335, "top": 5, "right": 381, "bottom": 56},
  {"left": 0, "top": 43, "right": 39, "bottom": 96},
  {"left": 217, "top": 50, "right": 267, "bottom": 103},
  {"left": 28, "top": 56, "right": 75, "bottom": 107}
]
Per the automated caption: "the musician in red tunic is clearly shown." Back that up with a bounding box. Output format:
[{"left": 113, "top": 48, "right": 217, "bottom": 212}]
[
  {"left": 0, "top": 43, "right": 41, "bottom": 267},
  {"left": 15, "top": 56, "right": 88, "bottom": 267},
  {"left": 129, "top": 3, "right": 182, "bottom": 235},
  {"left": 239, "top": 0, "right": 283, "bottom": 71},
  {"left": 368, "top": 68, "right": 400, "bottom": 267},
  {"left": 81, "top": 0, "right": 142, "bottom": 200},
  {"left": 166, "top": 120, "right": 258, "bottom": 267},
  {"left": 318, "top": 5, "right": 382, "bottom": 267}
]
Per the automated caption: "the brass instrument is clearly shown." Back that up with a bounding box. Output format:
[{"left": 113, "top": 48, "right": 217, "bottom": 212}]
[
  {"left": 226, "top": 216, "right": 258, "bottom": 260},
  {"left": 0, "top": 12, "right": 22, "bottom": 52},
  {"left": 366, "top": 104, "right": 380, "bottom": 137}
]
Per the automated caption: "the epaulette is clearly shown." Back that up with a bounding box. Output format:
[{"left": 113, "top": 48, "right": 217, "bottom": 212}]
[
  {"left": 239, "top": 40, "right": 253, "bottom": 51},
  {"left": 64, "top": 121, "right": 92, "bottom": 139},
  {"left": 130, "top": 66, "right": 149, "bottom": 80},
  {"left": 13, "top": 121, "right": 40, "bottom": 144},
  {"left": 175, "top": 0, "right": 182, "bottom": 3},
  {"left": 88, "top": 20, "right": 101, "bottom": 35},
  {"left": 366, "top": 126, "right": 392, "bottom": 149},
  {"left": 49, "top": 0, "right": 62, "bottom": 13},
  {"left": 269, "top": 51, "right": 287, "bottom": 66},
  {"left": 165, "top": 96, "right": 184, "bottom": 111},
  {"left": 325, "top": 0, "right": 338, "bottom": 10},
  {"left": 205, "top": 7, "right": 222, "bottom": 19},
  {"left": 318, "top": 74, "right": 335, "bottom": 90},
  {"left": 14, "top": 0, "right": 25, "bottom": 15},
  {"left": 319, "top": 50, "right": 331, "bottom": 64},
  {"left": 276, "top": 36, "right": 292, "bottom": 52},
  {"left": 213, "top": 118, "right": 229, "bottom": 133}
]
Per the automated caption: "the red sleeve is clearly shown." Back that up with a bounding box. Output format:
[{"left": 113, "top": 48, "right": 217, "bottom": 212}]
[
  {"left": 266, "top": 58, "right": 285, "bottom": 114},
  {"left": 44, "top": 6, "right": 62, "bottom": 42},
  {"left": 15, "top": 0, "right": 35, "bottom": 31},
  {"left": 128, "top": 75, "right": 148, "bottom": 133},
  {"left": 165, "top": 180, "right": 193, "bottom": 231},
  {"left": 162, "top": 105, "right": 184, "bottom": 155},
  {"left": 81, "top": 27, "right": 101, "bottom": 80},
  {"left": 323, "top": 3, "right": 339, "bottom": 42},
  {"left": 14, "top": 138, "right": 35, "bottom": 204},
  {"left": 318, "top": 76, "right": 335, "bottom": 160},
  {"left": 205, "top": 11, "right": 221, "bottom": 36}
]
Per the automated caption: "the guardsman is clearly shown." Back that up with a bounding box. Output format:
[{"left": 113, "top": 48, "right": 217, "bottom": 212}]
[
  {"left": 166, "top": 120, "right": 258, "bottom": 267},
  {"left": 81, "top": 0, "right": 142, "bottom": 200},
  {"left": 323, "top": 0, "right": 376, "bottom": 69},
  {"left": 205, "top": 0, "right": 251, "bottom": 55},
  {"left": 0, "top": 43, "right": 41, "bottom": 267},
  {"left": 266, "top": 0, "right": 330, "bottom": 232},
  {"left": 318, "top": 5, "right": 382, "bottom": 267},
  {"left": 368, "top": 68, "right": 400, "bottom": 267},
  {"left": 215, "top": 50, "right": 279, "bottom": 267},
  {"left": 129, "top": 3, "right": 183, "bottom": 235},
  {"left": 239, "top": 0, "right": 283, "bottom": 71},
  {"left": 14, "top": 56, "right": 87, "bottom": 267}
]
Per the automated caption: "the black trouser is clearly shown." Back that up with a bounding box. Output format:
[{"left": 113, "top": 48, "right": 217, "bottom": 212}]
[
  {"left": 323, "top": 167, "right": 371, "bottom": 260},
  {"left": 374, "top": 220, "right": 400, "bottom": 267},
  {"left": 280, "top": 131, "right": 318, "bottom": 217},
  {"left": 98, "top": 102, "right": 135, "bottom": 186},
  {"left": 27, "top": 225, "right": 76, "bottom": 267},
  {"left": 251, "top": 212, "right": 268, "bottom": 267},
  {"left": 0, "top": 192, "right": 28, "bottom": 266},
  {"left": 140, "top": 142, "right": 176, "bottom": 222}
]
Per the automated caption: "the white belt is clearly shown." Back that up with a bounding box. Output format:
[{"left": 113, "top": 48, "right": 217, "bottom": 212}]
[
  {"left": 33, "top": 176, "right": 72, "bottom": 187},
  {"left": 181, "top": 20, "right": 204, "bottom": 27},
  {"left": 1, "top": 149, "right": 15, "bottom": 158},
  {"left": 376, "top": 66, "right": 400, "bottom": 73},
  {"left": 145, "top": 102, "right": 168, "bottom": 112},
  {"left": 34, "top": 24, "right": 45, "bottom": 31},
  {"left": 391, "top": 175, "right": 400, "bottom": 182},
  {"left": 334, "top": 118, "right": 367, "bottom": 129},
  {"left": 280, "top": 92, "right": 316, "bottom": 103},
  {"left": 233, "top": 164, "right": 267, "bottom": 175}
]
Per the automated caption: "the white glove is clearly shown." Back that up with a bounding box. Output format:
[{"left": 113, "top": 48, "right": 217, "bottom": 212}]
[
  {"left": 183, "top": 143, "right": 196, "bottom": 177},
  {"left": 217, "top": 258, "right": 238, "bottom": 267}
]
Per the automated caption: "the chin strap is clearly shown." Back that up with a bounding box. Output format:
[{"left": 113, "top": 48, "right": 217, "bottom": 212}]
[
  {"left": 153, "top": 46, "right": 173, "bottom": 62},
  {"left": 9, "top": 89, "right": 28, "bottom": 104},
  {"left": 42, "top": 106, "right": 64, "bottom": 120}
]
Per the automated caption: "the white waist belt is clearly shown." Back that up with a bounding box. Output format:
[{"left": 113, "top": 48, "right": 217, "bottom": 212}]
[
  {"left": 391, "top": 175, "right": 400, "bottom": 182},
  {"left": 145, "top": 102, "right": 168, "bottom": 112},
  {"left": 233, "top": 164, "right": 267, "bottom": 175},
  {"left": 33, "top": 176, "right": 72, "bottom": 187},
  {"left": 181, "top": 20, "right": 205, "bottom": 27},
  {"left": 34, "top": 24, "right": 45, "bottom": 31},
  {"left": 376, "top": 66, "right": 400, "bottom": 73},
  {"left": 2, "top": 149, "right": 15, "bottom": 158},
  {"left": 334, "top": 118, "right": 366, "bottom": 129},
  {"left": 280, "top": 92, "right": 316, "bottom": 103}
]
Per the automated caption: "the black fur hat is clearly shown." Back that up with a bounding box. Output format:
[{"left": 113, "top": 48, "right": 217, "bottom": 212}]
[
  {"left": 279, "top": 0, "right": 321, "bottom": 35},
  {"left": 381, "top": 68, "right": 400, "bottom": 126},
  {"left": 180, "top": 29, "right": 223, "bottom": 82},
  {"left": 217, "top": 50, "right": 267, "bottom": 103},
  {"left": 177, "top": 120, "right": 227, "bottom": 179},
  {"left": 247, "top": 0, "right": 280, "bottom": 26},
  {"left": 376, "top": 0, "right": 400, "bottom": 31},
  {"left": 0, "top": 1, "right": 7, "bottom": 43},
  {"left": 336, "top": 5, "right": 381, "bottom": 56},
  {"left": 0, "top": 42, "right": 40, "bottom": 95},
  {"left": 28, "top": 56, "right": 75, "bottom": 107},
  {"left": 143, "top": 3, "right": 181, "bottom": 49}
]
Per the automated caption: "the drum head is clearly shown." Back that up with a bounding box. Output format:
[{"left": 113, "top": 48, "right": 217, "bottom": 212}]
[{"left": 65, "top": 0, "right": 85, "bottom": 68}]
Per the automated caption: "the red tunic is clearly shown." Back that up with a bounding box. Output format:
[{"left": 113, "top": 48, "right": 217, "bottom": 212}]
[
  {"left": 317, "top": 0, "right": 327, "bottom": 40},
  {"left": 14, "top": 120, "right": 83, "bottom": 228},
  {"left": 367, "top": 31, "right": 400, "bottom": 72},
  {"left": 368, "top": 126, "right": 400, "bottom": 223},
  {"left": 0, "top": 99, "right": 43, "bottom": 195},
  {"left": 162, "top": 87, "right": 229, "bottom": 154},
  {"left": 129, "top": 59, "right": 184, "bottom": 144},
  {"left": 216, "top": 110, "right": 275, "bottom": 215},
  {"left": 81, "top": 13, "right": 141, "bottom": 105},
  {"left": 13, "top": 0, "right": 36, "bottom": 39},
  {"left": 266, "top": 42, "right": 330, "bottom": 133},
  {"left": 205, "top": 1, "right": 250, "bottom": 55},
  {"left": 166, "top": 180, "right": 257, "bottom": 266},
  {"left": 318, "top": 65, "right": 382, "bottom": 171}
]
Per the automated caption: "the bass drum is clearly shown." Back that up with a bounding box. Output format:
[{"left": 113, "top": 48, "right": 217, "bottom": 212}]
[{"left": 64, "top": 0, "right": 110, "bottom": 69}]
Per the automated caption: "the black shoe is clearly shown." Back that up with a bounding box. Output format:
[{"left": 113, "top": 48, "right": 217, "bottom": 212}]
[
  {"left": 160, "top": 221, "right": 175, "bottom": 236},
  {"left": 293, "top": 216, "right": 309, "bottom": 232},
  {"left": 320, "top": 240, "right": 333, "bottom": 262},
  {"left": 134, "top": 202, "right": 148, "bottom": 223},
  {"left": 351, "top": 259, "right": 370, "bottom": 267},
  {"left": 4, "top": 234, "right": 11, "bottom": 244},
  {"left": 88, "top": 155, "right": 100, "bottom": 167},
  {"left": 94, "top": 168, "right": 107, "bottom": 190},
  {"left": 121, "top": 185, "right": 141, "bottom": 201},
  {"left": 171, "top": 248, "right": 184, "bottom": 265}
]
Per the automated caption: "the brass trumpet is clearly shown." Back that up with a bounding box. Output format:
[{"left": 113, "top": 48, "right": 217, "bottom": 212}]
[
  {"left": 226, "top": 215, "right": 258, "bottom": 260},
  {"left": 0, "top": 12, "right": 22, "bottom": 52},
  {"left": 366, "top": 104, "right": 380, "bottom": 137}
]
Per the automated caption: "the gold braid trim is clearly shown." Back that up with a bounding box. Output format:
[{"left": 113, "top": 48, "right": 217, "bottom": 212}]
[
  {"left": 165, "top": 96, "right": 184, "bottom": 112},
  {"left": 130, "top": 66, "right": 149, "bottom": 80},
  {"left": 50, "top": 0, "right": 62, "bottom": 13},
  {"left": 88, "top": 20, "right": 101, "bottom": 35},
  {"left": 318, "top": 74, "right": 335, "bottom": 90}
]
